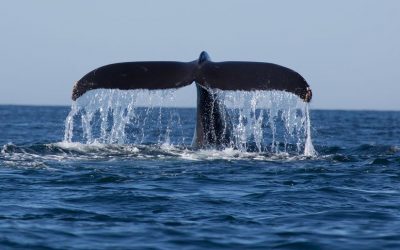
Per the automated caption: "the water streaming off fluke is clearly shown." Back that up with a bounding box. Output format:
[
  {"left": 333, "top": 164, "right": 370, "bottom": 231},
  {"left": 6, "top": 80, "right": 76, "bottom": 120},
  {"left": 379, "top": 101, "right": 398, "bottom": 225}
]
[{"left": 64, "top": 89, "right": 316, "bottom": 156}]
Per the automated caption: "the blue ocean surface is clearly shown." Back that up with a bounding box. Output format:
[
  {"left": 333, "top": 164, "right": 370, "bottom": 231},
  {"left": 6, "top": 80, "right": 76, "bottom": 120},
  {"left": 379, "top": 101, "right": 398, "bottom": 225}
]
[{"left": 0, "top": 104, "right": 400, "bottom": 250}]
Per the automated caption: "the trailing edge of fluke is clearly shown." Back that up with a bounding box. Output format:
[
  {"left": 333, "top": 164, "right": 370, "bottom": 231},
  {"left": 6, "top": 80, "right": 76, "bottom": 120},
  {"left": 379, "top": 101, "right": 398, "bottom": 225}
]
[{"left": 72, "top": 51, "right": 312, "bottom": 102}]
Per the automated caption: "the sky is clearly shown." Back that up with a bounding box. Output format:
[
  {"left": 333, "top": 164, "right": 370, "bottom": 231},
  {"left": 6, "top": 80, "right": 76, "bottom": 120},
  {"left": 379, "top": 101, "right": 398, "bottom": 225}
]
[{"left": 0, "top": 0, "right": 399, "bottom": 110}]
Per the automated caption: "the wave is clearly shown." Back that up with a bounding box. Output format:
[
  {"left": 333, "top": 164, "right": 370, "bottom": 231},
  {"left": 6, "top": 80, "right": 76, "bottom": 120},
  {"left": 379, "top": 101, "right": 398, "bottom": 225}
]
[
  {"left": 0, "top": 141, "right": 315, "bottom": 167},
  {"left": 1, "top": 141, "right": 398, "bottom": 170}
]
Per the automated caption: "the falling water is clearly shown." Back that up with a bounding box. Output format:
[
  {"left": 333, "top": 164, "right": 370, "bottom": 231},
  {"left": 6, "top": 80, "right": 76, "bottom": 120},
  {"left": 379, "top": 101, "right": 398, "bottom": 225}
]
[
  {"left": 304, "top": 103, "right": 317, "bottom": 156},
  {"left": 220, "top": 90, "right": 316, "bottom": 155},
  {"left": 64, "top": 89, "right": 316, "bottom": 156},
  {"left": 64, "top": 89, "right": 181, "bottom": 145}
]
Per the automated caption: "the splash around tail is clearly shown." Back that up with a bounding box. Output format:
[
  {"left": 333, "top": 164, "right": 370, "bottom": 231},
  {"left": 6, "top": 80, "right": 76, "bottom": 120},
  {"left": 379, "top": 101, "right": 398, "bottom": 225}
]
[
  {"left": 67, "top": 52, "right": 316, "bottom": 156},
  {"left": 64, "top": 89, "right": 317, "bottom": 157}
]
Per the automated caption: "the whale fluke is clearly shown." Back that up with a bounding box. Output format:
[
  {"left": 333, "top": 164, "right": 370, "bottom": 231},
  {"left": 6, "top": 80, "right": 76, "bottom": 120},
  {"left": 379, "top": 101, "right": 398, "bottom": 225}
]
[
  {"left": 72, "top": 61, "right": 197, "bottom": 101},
  {"left": 198, "top": 61, "right": 312, "bottom": 102},
  {"left": 72, "top": 52, "right": 312, "bottom": 102}
]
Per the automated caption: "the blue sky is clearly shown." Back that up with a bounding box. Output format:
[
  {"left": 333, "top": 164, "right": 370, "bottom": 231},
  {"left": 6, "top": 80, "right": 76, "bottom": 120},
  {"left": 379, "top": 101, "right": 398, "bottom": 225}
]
[{"left": 0, "top": 0, "right": 399, "bottom": 110}]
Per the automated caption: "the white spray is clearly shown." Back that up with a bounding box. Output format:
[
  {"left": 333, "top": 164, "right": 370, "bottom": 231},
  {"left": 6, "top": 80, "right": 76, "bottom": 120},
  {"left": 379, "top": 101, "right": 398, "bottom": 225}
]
[{"left": 64, "top": 89, "right": 316, "bottom": 156}]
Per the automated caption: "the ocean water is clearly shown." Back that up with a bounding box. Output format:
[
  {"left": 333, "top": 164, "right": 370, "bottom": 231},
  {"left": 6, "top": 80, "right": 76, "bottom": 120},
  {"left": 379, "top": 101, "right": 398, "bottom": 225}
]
[{"left": 0, "top": 100, "right": 400, "bottom": 249}]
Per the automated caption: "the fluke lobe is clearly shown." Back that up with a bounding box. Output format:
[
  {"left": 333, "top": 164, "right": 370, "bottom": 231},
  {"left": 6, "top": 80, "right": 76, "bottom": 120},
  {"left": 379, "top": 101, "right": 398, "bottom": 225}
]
[{"left": 72, "top": 51, "right": 312, "bottom": 148}]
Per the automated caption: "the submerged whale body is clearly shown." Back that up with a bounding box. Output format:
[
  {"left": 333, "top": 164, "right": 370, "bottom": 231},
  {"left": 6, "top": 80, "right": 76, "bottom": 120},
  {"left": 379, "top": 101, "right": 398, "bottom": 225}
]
[{"left": 72, "top": 51, "right": 312, "bottom": 148}]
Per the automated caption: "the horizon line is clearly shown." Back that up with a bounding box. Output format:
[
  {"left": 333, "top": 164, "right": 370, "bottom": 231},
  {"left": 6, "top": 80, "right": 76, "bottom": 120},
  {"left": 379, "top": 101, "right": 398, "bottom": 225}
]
[{"left": 0, "top": 103, "right": 399, "bottom": 112}]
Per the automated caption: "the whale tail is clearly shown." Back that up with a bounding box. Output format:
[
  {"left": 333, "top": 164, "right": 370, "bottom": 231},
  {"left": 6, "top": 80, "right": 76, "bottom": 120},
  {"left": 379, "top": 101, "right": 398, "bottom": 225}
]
[
  {"left": 72, "top": 51, "right": 312, "bottom": 102},
  {"left": 71, "top": 51, "right": 312, "bottom": 148}
]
